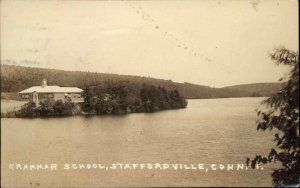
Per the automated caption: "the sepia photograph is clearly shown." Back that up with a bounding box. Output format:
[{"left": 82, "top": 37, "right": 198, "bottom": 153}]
[{"left": 0, "top": 0, "right": 299, "bottom": 187}]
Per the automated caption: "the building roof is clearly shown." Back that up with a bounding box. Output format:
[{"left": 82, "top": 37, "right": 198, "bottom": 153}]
[{"left": 19, "top": 86, "right": 83, "bottom": 94}]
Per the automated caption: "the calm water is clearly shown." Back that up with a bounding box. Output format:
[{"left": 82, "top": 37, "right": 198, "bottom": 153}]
[{"left": 1, "top": 98, "right": 278, "bottom": 187}]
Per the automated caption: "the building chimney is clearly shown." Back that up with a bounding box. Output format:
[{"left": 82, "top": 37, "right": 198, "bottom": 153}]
[{"left": 42, "top": 79, "right": 47, "bottom": 87}]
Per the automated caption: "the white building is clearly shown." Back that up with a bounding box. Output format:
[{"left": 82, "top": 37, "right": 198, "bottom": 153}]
[{"left": 19, "top": 79, "right": 84, "bottom": 104}]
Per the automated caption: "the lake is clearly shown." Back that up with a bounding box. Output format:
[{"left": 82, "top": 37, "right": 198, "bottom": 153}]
[{"left": 1, "top": 97, "right": 278, "bottom": 187}]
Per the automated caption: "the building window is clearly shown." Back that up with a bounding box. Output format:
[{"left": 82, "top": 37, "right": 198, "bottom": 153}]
[{"left": 21, "top": 94, "right": 29, "bottom": 99}]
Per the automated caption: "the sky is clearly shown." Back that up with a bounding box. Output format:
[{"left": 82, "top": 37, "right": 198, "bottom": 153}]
[{"left": 1, "top": 0, "right": 299, "bottom": 87}]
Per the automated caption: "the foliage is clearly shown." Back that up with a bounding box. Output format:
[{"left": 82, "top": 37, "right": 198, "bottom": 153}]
[
  {"left": 84, "top": 84, "right": 188, "bottom": 115},
  {"left": 248, "top": 47, "right": 299, "bottom": 186},
  {"left": 15, "top": 101, "right": 37, "bottom": 117},
  {"left": 83, "top": 87, "right": 94, "bottom": 113},
  {"left": 139, "top": 85, "right": 187, "bottom": 112},
  {"left": 52, "top": 100, "right": 74, "bottom": 116},
  {"left": 36, "top": 99, "right": 54, "bottom": 116},
  {"left": 13, "top": 99, "right": 76, "bottom": 117}
]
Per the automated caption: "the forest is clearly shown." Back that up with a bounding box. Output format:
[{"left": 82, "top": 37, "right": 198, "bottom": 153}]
[{"left": 1, "top": 64, "right": 282, "bottom": 99}]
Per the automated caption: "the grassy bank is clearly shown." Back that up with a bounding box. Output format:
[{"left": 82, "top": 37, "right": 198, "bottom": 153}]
[{"left": 1, "top": 92, "right": 20, "bottom": 100}]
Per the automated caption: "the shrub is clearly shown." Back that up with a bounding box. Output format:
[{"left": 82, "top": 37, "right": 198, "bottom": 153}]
[{"left": 15, "top": 101, "right": 37, "bottom": 117}]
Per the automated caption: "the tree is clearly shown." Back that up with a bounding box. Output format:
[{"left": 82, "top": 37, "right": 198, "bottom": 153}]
[
  {"left": 52, "top": 100, "right": 66, "bottom": 115},
  {"left": 15, "top": 101, "right": 37, "bottom": 117},
  {"left": 83, "top": 86, "right": 93, "bottom": 113},
  {"left": 37, "top": 99, "right": 54, "bottom": 116},
  {"left": 248, "top": 47, "right": 299, "bottom": 186}
]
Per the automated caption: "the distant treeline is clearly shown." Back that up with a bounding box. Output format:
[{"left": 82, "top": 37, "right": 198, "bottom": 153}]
[
  {"left": 1, "top": 84, "right": 187, "bottom": 118},
  {"left": 1, "top": 64, "right": 282, "bottom": 99}
]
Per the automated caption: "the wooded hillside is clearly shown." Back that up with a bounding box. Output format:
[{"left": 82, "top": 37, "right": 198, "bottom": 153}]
[{"left": 0, "top": 64, "right": 282, "bottom": 99}]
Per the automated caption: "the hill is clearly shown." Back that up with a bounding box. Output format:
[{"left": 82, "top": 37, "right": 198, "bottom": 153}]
[
  {"left": 223, "top": 83, "right": 283, "bottom": 97},
  {"left": 0, "top": 64, "right": 282, "bottom": 99}
]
